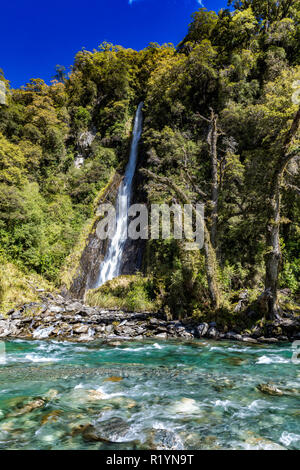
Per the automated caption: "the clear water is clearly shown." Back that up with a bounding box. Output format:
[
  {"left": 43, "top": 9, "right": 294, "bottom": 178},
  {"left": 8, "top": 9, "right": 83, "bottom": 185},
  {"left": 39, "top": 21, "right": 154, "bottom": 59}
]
[
  {"left": 0, "top": 338, "right": 299, "bottom": 450},
  {"left": 96, "top": 103, "right": 143, "bottom": 287}
]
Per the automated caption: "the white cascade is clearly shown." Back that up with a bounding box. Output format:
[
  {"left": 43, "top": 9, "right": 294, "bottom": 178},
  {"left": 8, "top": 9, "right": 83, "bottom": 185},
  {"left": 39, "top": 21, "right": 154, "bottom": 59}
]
[{"left": 95, "top": 102, "right": 143, "bottom": 287}]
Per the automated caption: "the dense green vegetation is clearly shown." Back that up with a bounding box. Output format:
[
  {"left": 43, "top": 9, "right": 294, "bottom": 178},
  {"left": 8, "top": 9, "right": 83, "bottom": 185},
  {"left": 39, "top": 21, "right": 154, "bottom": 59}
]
[{"left": 0, "top": 1, "right": 299, "bottom": 318}]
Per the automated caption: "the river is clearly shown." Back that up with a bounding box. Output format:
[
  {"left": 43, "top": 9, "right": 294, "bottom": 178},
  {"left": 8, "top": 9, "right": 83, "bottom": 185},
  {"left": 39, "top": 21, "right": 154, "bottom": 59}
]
[{"left": 0, "top": 338, "right": 299, "bottom": 450}]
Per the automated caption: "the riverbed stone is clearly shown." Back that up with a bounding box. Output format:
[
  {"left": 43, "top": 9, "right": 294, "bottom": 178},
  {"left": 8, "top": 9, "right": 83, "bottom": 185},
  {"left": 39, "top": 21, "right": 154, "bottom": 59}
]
[
  {"left": 148, "top": 428, "right": 184, "bottom": 450},
  {"left": 258, "top": 337, "right": 279, "bottom": 344},
  {"left": 224, "top": 332, "right": 243, "bottom": 341},
  {"left": 257, "top": 383, "right": 284, "bottom": 396},
  {"left": 241, "top": 336, "right": 258, "bottom": 344},
  {"left": 2, "top": 293, "right": 299, "bottom": 343},
  {"left": 155, "top": 332, "right": 167, "bottom": 339},
  {"left": 74, "top": 325, "right": 89, "bottom": 334},
  {"left": 82, "top": 417, "right": 130, "bottom": 443}
]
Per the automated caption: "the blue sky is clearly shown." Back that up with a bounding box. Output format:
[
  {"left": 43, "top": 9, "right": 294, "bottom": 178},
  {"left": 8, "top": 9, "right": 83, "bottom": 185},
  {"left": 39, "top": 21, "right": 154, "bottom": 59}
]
[{"left": 0, "top": 0, "right": 227, "bottom": 88}]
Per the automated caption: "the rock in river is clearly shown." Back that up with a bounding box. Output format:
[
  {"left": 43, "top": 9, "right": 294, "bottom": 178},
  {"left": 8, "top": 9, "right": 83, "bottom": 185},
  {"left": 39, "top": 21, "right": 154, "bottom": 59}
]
[
  {"left": 148, "top": 428, "right": 184, "bottom": 450},
  {"left": 82, "top": 417, "right": 130, "bottom": 443}
]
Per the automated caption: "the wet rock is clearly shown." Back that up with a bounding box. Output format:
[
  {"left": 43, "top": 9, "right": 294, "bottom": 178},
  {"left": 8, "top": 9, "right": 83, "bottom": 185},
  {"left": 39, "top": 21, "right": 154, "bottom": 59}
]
[
  {"left": 95, "top": 325, "right": 106, "bottom": 333},
  {"left": 277, "top": 335, "right": 289, "bottom": 342},
  {"left": 40, "top": 410, "right": 62, "bottom": 425},
  {"left": 77, "top": 333, "right": 94, "bottom": 342},
  {"left": 241, "top": 336, "right": 258, "bottom": 344},
  {"left": 223, "top": 356, "right": 246, "bottom": 366},
  {"left": 0, "top": 320, "right": 20, "bottom": 338},
  {"left": 0, "top": 320, "right": 10, "bottom": 337},
  {"left": 44, "top": 389, "right": 59, "bottom": 401},
  {"left": 171, "top": 398, "right": 199, "bottom": 414},
  {"left": 207, "top": 327, "right": 219, "bottom": 339},
  {"left": 107, "top": 341, "right": 122, "bottom": 347},
  {"left": 104, "top": 376, "right": 123, "bottom": 382},
  {"left": 74, "top": 325, "right": 89, "bottom": 334},
  {"left": 71, "top": 423, "right": 91, "bottom": 437},
  {"left": 155, "top": 333, "right": 167, "bottom": 339},
  {"left": 224, "top": 332, "right": 243, "bottom": 341},
  {"left": 257, "top": 383, "right": 299, "bottom": 398},
  {"left": 8, "top": 398, "right": 45, "bottom": 417},
  {"left": 87, "top": 390, "right": 107, "bottom": 401},
  {"left": 258, "top": 337, "right": 279, "bottom": 344},
  {"left": 242, "top": 431, "right": 286, "bottom": 450},
  {"left": 82, "top": 417, "right": 130, "bottom": 443},
  {"left": 32, "top": 326, "right": 54, "bottom": 339},
  {"left": 148, "top": 428, "right": 184, "bottom": 450},
  {"left": 257, "top": 383, "right": 284, "bottom": 396},
  {"left": 195, "top": 323, "right": 209, "bottom": 338}
]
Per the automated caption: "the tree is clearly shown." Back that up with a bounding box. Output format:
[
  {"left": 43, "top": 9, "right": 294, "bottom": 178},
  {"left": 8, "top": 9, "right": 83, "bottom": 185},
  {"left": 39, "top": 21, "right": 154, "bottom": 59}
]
[
  {"left": 264, "top": 104, "right": 300, "bottom": 318},
  {"left": 228, "top": 1, "right": 299, "bottom": 28},
  {"left": 141, "top": 169, "right": 221, "bottom": 310},
  {"left": 53, "top": 65, "right": 67, "bottom": 83},
  {"left": 197, "top": 109, "right": 223, "bottom": 248},
  {"left": 178, "top": 8, "right": 218, "bottom": 50}
]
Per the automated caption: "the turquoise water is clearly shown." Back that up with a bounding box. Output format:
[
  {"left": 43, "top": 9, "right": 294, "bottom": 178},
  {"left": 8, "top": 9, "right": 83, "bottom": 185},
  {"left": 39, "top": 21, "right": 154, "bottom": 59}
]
[{"left": 0, "top": 338, "right": 299, "bottom": 450}]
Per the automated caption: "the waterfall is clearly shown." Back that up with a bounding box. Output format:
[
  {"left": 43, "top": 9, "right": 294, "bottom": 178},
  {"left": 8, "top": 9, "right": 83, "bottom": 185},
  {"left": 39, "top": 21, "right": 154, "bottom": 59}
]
[{"left": 95, "top": 102, "right": 143, "bottom": 287}]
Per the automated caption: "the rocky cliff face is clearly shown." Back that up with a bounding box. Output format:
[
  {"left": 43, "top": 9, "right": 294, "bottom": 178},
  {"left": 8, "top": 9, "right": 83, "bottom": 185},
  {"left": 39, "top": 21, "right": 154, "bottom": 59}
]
[
  {"left": 120, "top": 158, "right": 147, "bottom": 276},
  {"left": 67, "top": 173, "right": 122, "bottom": 300},
  {"left": 67, "top": 146, "right": 148, "bottom": 300}
]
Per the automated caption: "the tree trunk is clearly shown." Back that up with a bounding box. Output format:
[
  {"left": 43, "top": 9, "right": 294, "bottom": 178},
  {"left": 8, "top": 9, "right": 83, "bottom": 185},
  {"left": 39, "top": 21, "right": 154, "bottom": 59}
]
[
  {"left": 207, "top": 111, "right": 219, "bottom": 248},
  {"left": 203, "top": 223, "right": 220, "bottom": 309},
  {"left": 264, "top": 106, "right": 300, "bottom": 319},
  {"left": 141, "top": 169, "right": 221, "bottom": 309},
  {"left": 265, "top": 171, "right": 282, "bottom": 319}
]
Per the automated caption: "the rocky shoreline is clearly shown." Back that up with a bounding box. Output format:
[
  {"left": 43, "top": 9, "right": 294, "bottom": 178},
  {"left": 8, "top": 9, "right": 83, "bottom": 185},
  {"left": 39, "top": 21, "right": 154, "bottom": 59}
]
[{"left": 0, "top": 293, "right": 299, "bottom": 344}]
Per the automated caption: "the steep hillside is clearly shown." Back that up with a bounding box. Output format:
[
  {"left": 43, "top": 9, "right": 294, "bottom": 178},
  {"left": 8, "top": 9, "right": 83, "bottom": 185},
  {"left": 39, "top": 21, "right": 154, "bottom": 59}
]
[{"left": 0, "top": 2, "right": 299, "bottom": 321}]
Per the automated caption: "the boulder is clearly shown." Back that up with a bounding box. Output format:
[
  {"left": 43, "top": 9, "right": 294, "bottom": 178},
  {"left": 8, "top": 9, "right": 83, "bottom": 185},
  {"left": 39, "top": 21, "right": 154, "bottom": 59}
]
[
  {"left": 74, "top": 325, "right": 89, "bottom": 334},
  {"left": 8, "top": 398, "right": 45, "bottom": 417},
  {"left": 207, "top": 327, "right": 219, "bottom": 339},
  {"left": 195, "top": 323, "right": 209, "bottom": 338},
  {"left": 241, "top": 336, "right": 258, "bottom": 344},
  {"left": 82, "top": 417, "right": 130, "bottom": 443},
  {"left": 155, "top": 332, "right": 167, "bottom": 339},
  {"left": 148, "top": 428, "right": 184, "bottom": 450},
  {"left": 257, "top": 383, "right": 283, "bottom": 396},
  {"left": 32, "top": 326, "right": 55, "bottom": 339},
  {"left": 224, "top": 332, "right": 243, "bottom": 341},
  {"left": 257, "top": 337, "right": 279, "bottom": 344}
]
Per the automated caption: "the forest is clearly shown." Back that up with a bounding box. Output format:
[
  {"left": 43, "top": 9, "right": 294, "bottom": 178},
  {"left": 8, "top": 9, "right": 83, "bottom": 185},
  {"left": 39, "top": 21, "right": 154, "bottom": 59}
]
[{"left": 0, "top": 0, "right": 299, "bottom": 326}]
